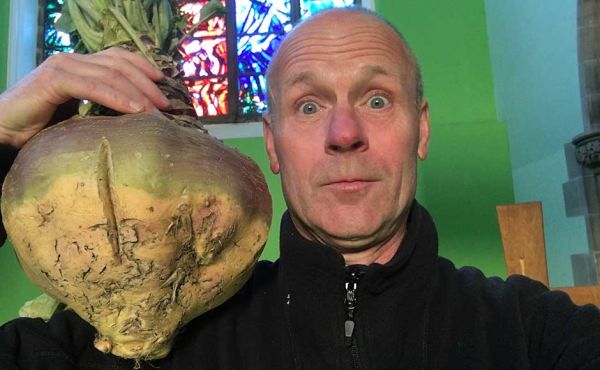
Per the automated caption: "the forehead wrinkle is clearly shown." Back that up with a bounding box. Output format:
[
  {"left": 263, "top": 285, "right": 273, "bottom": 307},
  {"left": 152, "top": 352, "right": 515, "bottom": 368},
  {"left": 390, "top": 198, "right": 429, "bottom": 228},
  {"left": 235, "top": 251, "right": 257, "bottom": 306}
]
[
  {"left": 278, "top": 44, "right": 408, "bottom": 76},
  {"left": 271, "top": 16, "right": 409, "bottom": 75},
  {"left": 277, "top": 33, "right": 409, "bottom": 79},
  {"left": 278, "top": 47, "right": 409, "bottom": 91},
  {"left": 283, "top": 31, "right": 405, "bottom": 57},
  {"left": 285, "top": 65, "right": 397, "bottom": 88}
]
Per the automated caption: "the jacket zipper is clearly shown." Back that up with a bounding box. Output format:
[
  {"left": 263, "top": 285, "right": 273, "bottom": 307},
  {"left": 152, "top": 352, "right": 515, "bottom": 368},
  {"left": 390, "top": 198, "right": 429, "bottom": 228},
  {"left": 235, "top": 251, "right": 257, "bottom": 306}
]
[{"left": 344, "top": 265, "right": 366, "bottom": 369}]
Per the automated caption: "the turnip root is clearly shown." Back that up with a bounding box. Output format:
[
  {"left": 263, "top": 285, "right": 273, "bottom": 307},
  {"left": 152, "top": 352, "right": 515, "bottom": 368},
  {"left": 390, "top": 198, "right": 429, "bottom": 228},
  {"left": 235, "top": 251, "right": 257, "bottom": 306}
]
[
  {"left": 2, "top": 113, "right": 271, "bottom": 360},
  {"left": 1, "top": 0, "right": 273, "bottom": 360},
  {"left": 1, "top": 0, "right": 273, "bottom": 361}
]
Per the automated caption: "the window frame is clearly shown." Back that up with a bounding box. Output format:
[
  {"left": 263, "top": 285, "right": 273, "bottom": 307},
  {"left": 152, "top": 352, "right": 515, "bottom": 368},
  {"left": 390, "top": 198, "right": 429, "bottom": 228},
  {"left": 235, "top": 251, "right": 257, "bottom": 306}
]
[{"left": 7, "top": 0, "right": 375, "bottom": 139}]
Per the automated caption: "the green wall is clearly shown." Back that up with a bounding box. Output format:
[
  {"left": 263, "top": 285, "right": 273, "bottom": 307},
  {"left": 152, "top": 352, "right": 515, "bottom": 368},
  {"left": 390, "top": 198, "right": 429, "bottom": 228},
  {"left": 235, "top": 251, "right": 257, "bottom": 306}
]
[
  {"left": 0, "top": 0, "right": 43, "bottom": 319},
  {"left": 376, "top": 0, "right": 514, "bottom": 275},
  {"left": 0, "top": 0, "right": 32, "bottom": 325},
  {"left": 0, "top": 0, "right": 43, "bottom": 315},
  {"left": 0, "top": 0, "right": 515, "bottom": 324}
]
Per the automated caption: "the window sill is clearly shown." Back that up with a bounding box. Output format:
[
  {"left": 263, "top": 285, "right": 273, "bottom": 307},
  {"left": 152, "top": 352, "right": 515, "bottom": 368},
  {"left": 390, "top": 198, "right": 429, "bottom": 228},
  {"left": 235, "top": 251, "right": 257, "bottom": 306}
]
[{"left": 204, "top": 121, "right": 263, "bottom": 139}]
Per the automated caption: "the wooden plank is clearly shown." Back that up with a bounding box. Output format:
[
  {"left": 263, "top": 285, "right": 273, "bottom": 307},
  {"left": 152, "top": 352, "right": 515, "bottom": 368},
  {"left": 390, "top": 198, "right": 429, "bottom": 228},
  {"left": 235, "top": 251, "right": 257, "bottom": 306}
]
[
  {"left": 497, "top": 202, "right": 600, "bottom": 307},
  {"left": 497, "top": 202, "right": 549, "bottom": 287},
  {"left": 554, "top": 286, "right": 600, "bottom": 307}
]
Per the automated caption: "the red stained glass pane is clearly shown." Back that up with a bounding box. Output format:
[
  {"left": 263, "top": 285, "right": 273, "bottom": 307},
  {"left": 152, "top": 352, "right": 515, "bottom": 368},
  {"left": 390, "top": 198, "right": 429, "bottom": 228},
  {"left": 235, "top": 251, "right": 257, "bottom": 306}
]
[
  {"left": 179, "top": 0, "right": 229, "bottom": 116},
  {"left": 180, "top": 1, "right": 227, "bottom": 37},
  {"left": 180, "top": 37, "right": 227, "bottom": 77},
  {"left": 187, "top": 78, "right": 229, "bottom": 116}
]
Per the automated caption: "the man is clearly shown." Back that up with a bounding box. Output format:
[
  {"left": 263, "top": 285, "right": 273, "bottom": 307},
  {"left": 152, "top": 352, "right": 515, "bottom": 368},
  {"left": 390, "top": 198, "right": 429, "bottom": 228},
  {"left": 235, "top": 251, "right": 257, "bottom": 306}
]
[{"left": 1, "top": 7, "right": 599, "bottom": 370}]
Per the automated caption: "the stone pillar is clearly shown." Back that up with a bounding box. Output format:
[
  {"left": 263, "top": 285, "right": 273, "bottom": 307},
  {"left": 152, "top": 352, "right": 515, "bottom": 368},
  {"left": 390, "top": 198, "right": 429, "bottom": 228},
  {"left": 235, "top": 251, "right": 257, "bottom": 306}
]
[{"left": 564, "top": 0, "right": 600, "bottom": 285}]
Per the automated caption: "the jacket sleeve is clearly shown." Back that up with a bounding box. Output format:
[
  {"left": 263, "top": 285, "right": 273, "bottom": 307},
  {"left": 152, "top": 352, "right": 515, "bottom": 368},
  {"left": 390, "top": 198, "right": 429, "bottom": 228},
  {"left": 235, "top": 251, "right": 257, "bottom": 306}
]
[
  {"left": 0, "top": 144, "right": 19, "bottom": 246},
  {"left": 537, "top": 293, "right": 600, "bottom": 369},
  {"left": 0, "top": 310, "right": 169, "bottom": 369},
  {"left": 515, "top": 276, "right": 600, "bottom": 370},
  {"left": 0, "top": 310, "right": 96, "bottom": 369}
]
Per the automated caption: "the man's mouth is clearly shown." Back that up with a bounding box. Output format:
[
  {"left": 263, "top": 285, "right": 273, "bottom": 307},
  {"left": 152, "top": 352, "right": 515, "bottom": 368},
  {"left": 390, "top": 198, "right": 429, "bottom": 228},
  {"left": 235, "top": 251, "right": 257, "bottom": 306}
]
[{"left": 322, "top": 179, "right": 377, "bottom": 192}]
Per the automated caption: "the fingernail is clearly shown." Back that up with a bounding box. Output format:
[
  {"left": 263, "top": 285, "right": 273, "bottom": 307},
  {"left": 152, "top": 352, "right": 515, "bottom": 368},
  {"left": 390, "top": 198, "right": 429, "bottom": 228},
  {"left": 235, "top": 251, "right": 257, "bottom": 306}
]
[{"left": 129, "top": 101, "right": 144, "bottom": 112}]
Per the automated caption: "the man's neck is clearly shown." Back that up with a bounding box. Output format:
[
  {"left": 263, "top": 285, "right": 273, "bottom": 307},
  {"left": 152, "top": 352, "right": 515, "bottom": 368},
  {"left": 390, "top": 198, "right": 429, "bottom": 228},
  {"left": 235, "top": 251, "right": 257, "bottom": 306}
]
[
  {"left": 341, "top": 227, "right": 406, "bottom": 266},
  {"left": 288, "top": 212, "right": 409, "bottom": 266}
]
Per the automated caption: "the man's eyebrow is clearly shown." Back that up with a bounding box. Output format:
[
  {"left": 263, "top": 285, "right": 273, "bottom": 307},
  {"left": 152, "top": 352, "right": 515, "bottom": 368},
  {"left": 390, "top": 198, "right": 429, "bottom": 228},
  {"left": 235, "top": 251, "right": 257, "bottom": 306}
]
[
  {"left": 355, "top": 65, "right": 404, "bottom": 83},
  {"left": 285, "top": 66, "right": 396, "bottom": 86},
  {"left": 283, "top": 71, "right": 318, "bottom": 87}
]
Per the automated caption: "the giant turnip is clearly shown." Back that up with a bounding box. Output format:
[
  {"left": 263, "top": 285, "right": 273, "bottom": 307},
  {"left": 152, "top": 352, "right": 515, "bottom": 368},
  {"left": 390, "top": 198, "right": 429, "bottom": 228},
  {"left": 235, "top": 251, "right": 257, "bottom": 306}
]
[{"left": 1, "top": 0, "right": 271, "bottom": 362}]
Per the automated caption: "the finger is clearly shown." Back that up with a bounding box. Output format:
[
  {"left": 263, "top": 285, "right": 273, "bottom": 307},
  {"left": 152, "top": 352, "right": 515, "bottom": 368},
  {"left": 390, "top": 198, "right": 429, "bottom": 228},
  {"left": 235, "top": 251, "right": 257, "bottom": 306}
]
[
  {"left": 0, "top": 50, "right": 169, "bottom": 147},
  {"left": 100, "top": 47, "right": 165, "bottom": 81},
  {"left": 67, "top": 48, "right": 170, "bottom": 109},
  {"left": 33, "top": 58, "right": 155, "bottom": 114},
  {"left": 49, "top": 70, "right": 154, "bottom": 114},
  {"left": 79, "top": 57, "right": 166, "bottom": 111},
  {"left": 83, "top": 53, "right": 171, "bottom": 110},
  {"left": 40, "top": 54, "right": 166, "bottom": 113}
]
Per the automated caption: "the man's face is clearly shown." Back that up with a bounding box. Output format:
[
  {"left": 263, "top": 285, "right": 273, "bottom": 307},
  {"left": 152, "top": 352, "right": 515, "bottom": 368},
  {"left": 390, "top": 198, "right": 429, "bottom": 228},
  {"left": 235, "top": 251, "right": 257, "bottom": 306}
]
[{"left": 263, "top": 11, "right": 430, "bottom": 253}]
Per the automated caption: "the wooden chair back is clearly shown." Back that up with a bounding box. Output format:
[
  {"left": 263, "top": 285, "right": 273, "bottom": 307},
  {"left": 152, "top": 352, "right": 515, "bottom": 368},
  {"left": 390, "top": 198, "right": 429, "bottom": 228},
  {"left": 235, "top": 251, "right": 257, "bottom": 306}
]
[{"left": 497, "top": 202, "right": 600, "bottom": 307}]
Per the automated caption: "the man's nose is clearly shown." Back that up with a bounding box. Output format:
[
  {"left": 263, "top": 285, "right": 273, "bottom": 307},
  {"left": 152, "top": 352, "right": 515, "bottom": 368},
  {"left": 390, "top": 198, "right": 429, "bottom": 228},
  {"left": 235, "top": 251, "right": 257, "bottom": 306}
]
[{"left": 325, "top": 106, "right": 368, "bottom": 154}]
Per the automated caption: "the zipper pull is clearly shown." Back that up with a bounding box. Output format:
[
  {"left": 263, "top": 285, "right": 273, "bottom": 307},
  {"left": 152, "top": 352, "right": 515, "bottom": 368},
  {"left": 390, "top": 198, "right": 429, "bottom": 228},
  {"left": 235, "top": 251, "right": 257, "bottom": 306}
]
[
  {"left": 344, "top": 285, "right": 357, "bottom": 346},
  {"left": 344, "top": 319, "right": 355, "bottom": 346},
  {"left": 344, "top": 266, "right": 365, "bottom": 347}
]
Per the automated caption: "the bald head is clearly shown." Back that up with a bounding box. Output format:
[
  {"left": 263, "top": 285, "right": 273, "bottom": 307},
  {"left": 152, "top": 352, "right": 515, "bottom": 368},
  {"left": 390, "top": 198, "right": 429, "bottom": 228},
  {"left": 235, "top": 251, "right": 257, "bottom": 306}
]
[{"left": 265, "top": 7, "right": 423, "bottom": 117}]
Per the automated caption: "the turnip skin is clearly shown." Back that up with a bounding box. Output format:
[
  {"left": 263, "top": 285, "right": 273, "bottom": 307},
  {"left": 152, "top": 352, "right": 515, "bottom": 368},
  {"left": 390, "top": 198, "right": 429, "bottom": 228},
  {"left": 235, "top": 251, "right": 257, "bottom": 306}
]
[{"left": 2, "top": 112, "right": 272, "bottom": 359}]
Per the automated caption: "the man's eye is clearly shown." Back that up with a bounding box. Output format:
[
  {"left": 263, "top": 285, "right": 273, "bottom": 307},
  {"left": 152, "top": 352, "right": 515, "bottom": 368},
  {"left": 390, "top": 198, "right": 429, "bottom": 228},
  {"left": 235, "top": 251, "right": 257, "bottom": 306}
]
[
  {"left": 299, "top": 102, "right": 318, "bottom": 115},
  {"left": 367, "top": 96, "right": 389, "bottom": 109}
]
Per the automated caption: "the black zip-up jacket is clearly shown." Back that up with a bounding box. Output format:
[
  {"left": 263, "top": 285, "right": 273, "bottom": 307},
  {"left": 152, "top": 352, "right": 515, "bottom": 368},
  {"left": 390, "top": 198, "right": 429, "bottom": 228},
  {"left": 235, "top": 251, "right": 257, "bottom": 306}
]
[{"left": 1, "top": 144, "right": 600, "bottom": 369}]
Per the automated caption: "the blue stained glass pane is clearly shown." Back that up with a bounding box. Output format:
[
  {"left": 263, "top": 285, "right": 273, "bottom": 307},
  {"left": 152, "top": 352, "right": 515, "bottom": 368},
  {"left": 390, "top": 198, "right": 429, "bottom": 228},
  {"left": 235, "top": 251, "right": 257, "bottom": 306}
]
[
  {"left": 237, "top": 33, "right": 285, "bottom": 74},
  {"left": 239, "top": 75, "right": 268, "bottom": 115},
  {"left": 300, "top": 0, "right": 357, "bottom": 19},
  {"left": 236, "top": 0, "right": 292, "bottom": 36}
]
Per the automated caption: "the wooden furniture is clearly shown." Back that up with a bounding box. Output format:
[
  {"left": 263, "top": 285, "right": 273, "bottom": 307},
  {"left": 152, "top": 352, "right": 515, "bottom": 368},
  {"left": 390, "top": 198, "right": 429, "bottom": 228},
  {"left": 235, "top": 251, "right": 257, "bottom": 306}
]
[{"left": 497, "top": 202, "right": 600, "bottom": 307}]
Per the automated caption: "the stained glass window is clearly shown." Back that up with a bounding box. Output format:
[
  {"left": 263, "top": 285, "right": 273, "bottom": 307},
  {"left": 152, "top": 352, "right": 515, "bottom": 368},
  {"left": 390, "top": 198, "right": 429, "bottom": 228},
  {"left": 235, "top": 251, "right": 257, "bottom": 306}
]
[
  {"left": 300, "top": 0, "right": 357, "bottom": 19},
  {"left": 236, "top": 0, "right": 291, "bottom": 116},
  {"left": 40, "top": 0, "right": 362, "bottom": 122},
  {"left": 40, "top": 0, "right": 76, "bottom": 61},
  {"left": 179, "top": 1, "right": 230, "bottom": 117}
]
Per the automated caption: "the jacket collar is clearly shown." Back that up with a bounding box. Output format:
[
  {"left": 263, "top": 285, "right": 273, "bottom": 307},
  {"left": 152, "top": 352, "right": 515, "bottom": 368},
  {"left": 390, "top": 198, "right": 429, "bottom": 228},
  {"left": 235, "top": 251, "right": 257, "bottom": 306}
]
[{"left": 278, "top": 200, "right": 439, "bottom": 295}]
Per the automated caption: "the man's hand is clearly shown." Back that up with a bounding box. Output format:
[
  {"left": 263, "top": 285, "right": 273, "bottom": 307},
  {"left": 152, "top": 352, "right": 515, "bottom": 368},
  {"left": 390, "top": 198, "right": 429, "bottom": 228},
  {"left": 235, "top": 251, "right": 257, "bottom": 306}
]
[{"left": 0, "top": 47, "right": 171, "bottom": 148}]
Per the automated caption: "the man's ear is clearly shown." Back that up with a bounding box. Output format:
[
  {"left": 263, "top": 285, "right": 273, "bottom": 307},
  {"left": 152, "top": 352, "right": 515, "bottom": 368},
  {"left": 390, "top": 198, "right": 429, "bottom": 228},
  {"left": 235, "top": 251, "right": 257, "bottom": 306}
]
[
  {"left": 263, "top": 114, "right": 280, "bottom": 174},
  {"left": 417, "top": 100, "right": 431, "bottom": 161}
]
